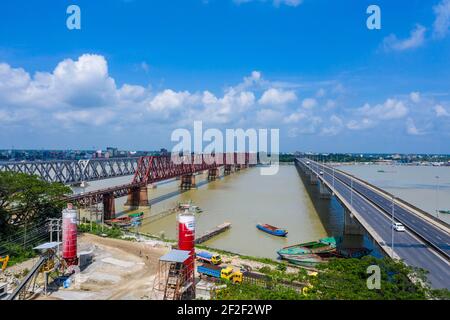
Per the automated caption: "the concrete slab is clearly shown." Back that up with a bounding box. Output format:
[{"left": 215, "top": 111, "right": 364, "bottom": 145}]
[{"left": 101, "top": 257, "right": 136, "bottom": 268}]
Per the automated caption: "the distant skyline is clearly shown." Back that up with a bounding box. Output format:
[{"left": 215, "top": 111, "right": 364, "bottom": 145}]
[{"left": 1, "top": 0, "right": 450, "bottom": 153}]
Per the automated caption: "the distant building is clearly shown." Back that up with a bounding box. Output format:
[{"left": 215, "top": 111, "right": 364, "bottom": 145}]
[{"left": 106, "top": 147, "right": 119, "bottom": 157}]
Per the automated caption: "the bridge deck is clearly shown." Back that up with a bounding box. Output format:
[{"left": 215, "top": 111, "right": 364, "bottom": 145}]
[{"left": 296, "top": 158, "right": 450, "bottom": 290}]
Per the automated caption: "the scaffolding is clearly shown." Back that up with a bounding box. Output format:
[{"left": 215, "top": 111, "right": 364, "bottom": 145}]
[{"left": 154, "top": 249, "right": 195, "bottom": 300}]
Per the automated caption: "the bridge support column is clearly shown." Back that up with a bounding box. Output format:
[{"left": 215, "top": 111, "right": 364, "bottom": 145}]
[
  {"left": 344, "top": 208, "right": 365, "bottom": 236},
  {"left": 207, "top": 168, "right": 219, "bottom": 181},
  {"left": 180, "top": 174, "right": 196, "bottom": 190},
  {"left": 125, "top": 186, "right": 150, "bottom": 209},
  {"left": 103, "top": 193, "right": 116, "bottom": 221},
  {"left": 309, "top": 174, "right": 318, "bottom": 185},
  {"left": 319, "top": 182, "right": 332, "bottom": 199},
  {"left": 224, "top": 165, "right": 232, "bottom": 176}
]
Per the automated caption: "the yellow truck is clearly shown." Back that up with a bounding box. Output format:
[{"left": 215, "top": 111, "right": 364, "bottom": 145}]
[
  {"left": 197, "top": 264, "right": 243, "bottom": 284},
  {"left": 0, "top": 255, "right": 9, "bottom": 271}
]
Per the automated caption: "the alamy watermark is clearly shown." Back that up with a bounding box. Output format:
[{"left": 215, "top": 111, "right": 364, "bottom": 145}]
[
  {"left": 366, "top": 265, "right": 381, "bottom": 289},
  {"left": 66, "top": 5, "right": 81, "bottom": 30},
  {"left": 170, "top": 121, "right": 280, "bottom": 175},
  {"left": 366, "top": 5, "right": 381, "bottom": 30}
]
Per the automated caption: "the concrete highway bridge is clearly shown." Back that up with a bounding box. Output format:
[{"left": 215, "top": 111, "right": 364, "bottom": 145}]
[{"left": 295, "top": 158, "right": 450, "bottom": 289}]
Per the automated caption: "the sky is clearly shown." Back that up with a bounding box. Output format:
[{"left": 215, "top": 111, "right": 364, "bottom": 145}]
[{"left": 0, "top": 0, "right": 450, "bottom": 153}]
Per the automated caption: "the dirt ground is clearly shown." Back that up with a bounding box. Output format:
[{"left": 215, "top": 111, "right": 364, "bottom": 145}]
[
  {"left": 38, "top": 234, "right": 170, "bottom": 300},
  {"left": 3, "top": 232, "right": 313, "bottom": 300}
]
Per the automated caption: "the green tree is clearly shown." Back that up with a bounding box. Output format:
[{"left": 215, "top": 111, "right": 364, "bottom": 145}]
[
  {"left": 0, "top": 171, "right": 71, "bottom": 235},
  {"left": 306, "top": 256, "right": 434, "bottom": 300}
]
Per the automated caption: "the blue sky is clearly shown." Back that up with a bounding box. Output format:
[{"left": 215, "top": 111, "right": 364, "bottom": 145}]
[{"left": 0, "top": 0, "right": 449, "bottom": 153}]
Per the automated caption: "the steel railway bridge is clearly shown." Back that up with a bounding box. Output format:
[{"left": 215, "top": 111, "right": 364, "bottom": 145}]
[{"left": 0, "top": 157, "right": 139, "bottom": 185}]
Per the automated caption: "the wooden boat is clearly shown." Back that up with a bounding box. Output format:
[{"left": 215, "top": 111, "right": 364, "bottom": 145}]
[
  {"left": 128, "top": 211, "right": 144, "bottom": 218},
  {"left": 277, "top": 237, "right": 338, "bottom": 258},
  {"left": 178, "top": 201, "right": 203, "bottom": 213},
  {"left": 105, "top": 216, "right": 132, "bottom": 227},
  {"left": 256, "top": 223, "right": 288, "bottom": 237},
  {"left": 280, "top": 254, "right": 327, "bottom": 267},
  {"left": 335, "top": 247, "right": 372, "bottom": 259}
]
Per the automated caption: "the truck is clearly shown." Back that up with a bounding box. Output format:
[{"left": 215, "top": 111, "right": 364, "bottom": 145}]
[
  {"left": 197, "top": 264, "right": 243, "bottom": 284},
  {"left": 196, "top": 251, "right": 222, "bottom": 265}
]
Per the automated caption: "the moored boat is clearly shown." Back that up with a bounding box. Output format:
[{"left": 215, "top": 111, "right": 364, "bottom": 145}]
[
  {"left": 277, "top": 237, "right": 338, "bottom": 259},
  {"left": 280, "top": 254, "right": 327, "bottom": 267},
  {"left": 256, "top": 223, "right": 288, "bottom": 237},
  {"left": 439, "top": 210, "right": 450, "bottom": 214},
  {"left": 128, "top": 211, "right": 144, "bottom": 218},
  {"left": 178, "top": 201, "right": 203, "bottom": 213},
  {"left": 335, "top": 247, "right": 372, "bottom": 259},
  {"left": 105, "top": 216, "right": 132, "bottom": 227}
]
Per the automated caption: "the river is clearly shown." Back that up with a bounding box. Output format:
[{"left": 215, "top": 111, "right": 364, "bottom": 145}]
[
  {"left": 74, "top": 165, "right": 376, "bottom": 260},
  {"left": 338, "top": 164, "right": 450, "bottom": 225}
]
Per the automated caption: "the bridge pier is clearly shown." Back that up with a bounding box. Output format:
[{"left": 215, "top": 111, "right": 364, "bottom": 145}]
[
  {"left": 319, "top": 182, "right": 332, "bottom": 199},
  {"left": 343, "top": 208, "right": 365, "bottom": 236},
  {"left": 207, "top": 168, "right": 219, "bottom": 181},
  {"left": 103, "top": 193, "right": 116, "bottom": 220},
  {"left": 224, "top": 165, "right": 232, "bottom": 176},
  {"left": 125, "top": 186, "right": 150, "bottom": 209},
  {"left": 309, "top": 174, "right": 318, "bottom": 185},
  {"left": 180, "top": 174, "right": 196, "bottom": 190}
]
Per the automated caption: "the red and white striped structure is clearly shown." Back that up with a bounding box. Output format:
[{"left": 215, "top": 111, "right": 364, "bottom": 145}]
[{"left": 62, "top": 204, "right": 78, "bottom": 266}]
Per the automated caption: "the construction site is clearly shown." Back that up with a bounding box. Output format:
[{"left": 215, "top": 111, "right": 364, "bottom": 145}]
[{"left": 0, "top": 203, "right": 311, "bottom": 301}]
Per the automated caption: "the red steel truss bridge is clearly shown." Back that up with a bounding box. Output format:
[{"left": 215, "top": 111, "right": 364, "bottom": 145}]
[
  {"left": 0, "top": 158, "right": 139, "bottom": 185},
  {"left": 66, "top": 153, "right": 255, "bottom": 219}
]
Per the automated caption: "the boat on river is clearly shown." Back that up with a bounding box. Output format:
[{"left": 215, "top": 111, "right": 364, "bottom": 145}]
[
  {"left": 128, "top": 211, "right": 144, "bottom": 218},
  {"left": 256, "top": 223, "right": 288, "bottom": 237},
  {"left": 105, "top": 216, "right": 132, "bottom": 227},
  {"left": 277, "top": 237, "right": 338, "bottom": 258},
  {"left": 439, "top": 210, "right": 450, "bottom": 214},
  {"left": 178, "top": 201, "right": 203, "bottom": 213}
]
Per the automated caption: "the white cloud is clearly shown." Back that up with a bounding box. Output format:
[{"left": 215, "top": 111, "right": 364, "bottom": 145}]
[
  {"left": 434, "top": 104, "right": 450, "bottom": 117},
  {"left": 325, "top": 99, "right": 336, "bottom": 109},
  {"left": 118, "top": 84, "right": 147, "bottom": 102},
  {"left": 258, "top": 88, "right": 297, "bottom": 106},
  {"left": 256, "top": 109, "right": 283, "bottom": 124},
  {"left": 283, "top": 111, "right": 306, "bottom": 123},
  {"left": 406, "top": 117, "right": 425, "bottom": 135},
  {"left": 54, "top": 109, "right": 116, "bottom": 127},
  {"left": 287, "top": 116, "right": 322, "bottom": 137},
  {"left": 301, "top": 98, "right": 317, "bottom": 109},
  {"left": 357, "top": 99, "right": 409, "bottom": 120},
  {"left": 410, "top": 91, "right": 421, "bottom": 103},
  {"left": 346, "top": 118, "right": 376, "bottom": 131},
  {"left": 149, "top": 89, "right": 197, "bottom": 111},
  {"left": 433, "top": 0, "right": 450, "bottom": 39},
  {"left": 321, "top": 115, "right": 343, "bottom": 136},
  {"left": 383, "top": 25, "right": 426, "bottom": 51}
]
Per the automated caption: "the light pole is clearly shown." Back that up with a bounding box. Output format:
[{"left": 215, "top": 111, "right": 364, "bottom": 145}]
[
  {"left": 391, "top": 195, "right": 395, "bottom": 258},
  {"left": 332, "top": 166, "right": 335, "bottom": 191},
  {"left": 350, "top": 177, "right": 354, "bottom": 208},
  {"left": 435, "top": 175, "right": 440, "bottom": 218}
]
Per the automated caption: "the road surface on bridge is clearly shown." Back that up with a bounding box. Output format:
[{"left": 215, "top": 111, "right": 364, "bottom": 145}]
[{"left": 297, "top": 158, "right": 450, "bottom": 289}]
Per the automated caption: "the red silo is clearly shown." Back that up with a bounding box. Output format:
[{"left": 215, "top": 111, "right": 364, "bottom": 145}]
[
  {"left": 62, "top": 204, "right": 78, "bottom": 266},
  {"left": 178, "top": 211, "right": 195, "bottom": 277}
]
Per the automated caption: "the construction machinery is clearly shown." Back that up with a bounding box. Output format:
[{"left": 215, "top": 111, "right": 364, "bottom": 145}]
[
  {"left": 7, "top": 242, "right": 59, "bottom": 300},
  {"left": 0, "top": 255, "right": 9, "bottom": 272},
  {"left": 197, "top": 264, "right": 243, "bottom": 284},
  {"left": 163, "top": 262, "right": 185, "bottom": 300}
]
